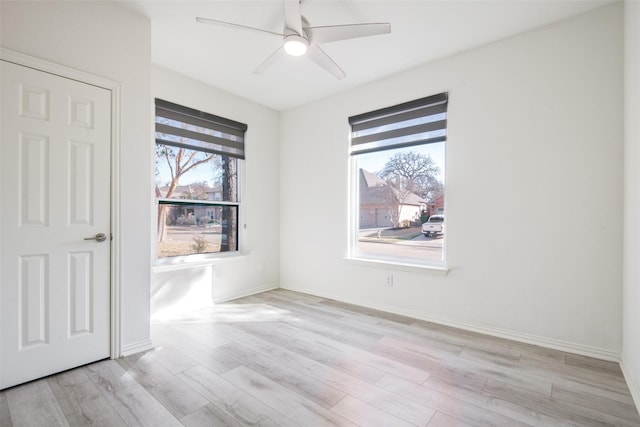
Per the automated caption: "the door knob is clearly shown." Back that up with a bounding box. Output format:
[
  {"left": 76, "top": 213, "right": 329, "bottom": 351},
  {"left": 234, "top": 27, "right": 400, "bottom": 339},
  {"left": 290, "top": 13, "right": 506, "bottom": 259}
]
[{"left": 84, "top": 233, "right": 107, "bottom": 242}]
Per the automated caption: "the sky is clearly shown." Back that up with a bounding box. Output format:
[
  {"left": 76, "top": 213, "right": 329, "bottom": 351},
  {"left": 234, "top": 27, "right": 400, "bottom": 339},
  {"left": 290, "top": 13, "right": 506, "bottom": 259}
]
[
  {"left": 357, "top": 141, "right": 446, "bottom": 183},
  {"left": 156, "top": 140, "right": 447, "bottom": 193}
]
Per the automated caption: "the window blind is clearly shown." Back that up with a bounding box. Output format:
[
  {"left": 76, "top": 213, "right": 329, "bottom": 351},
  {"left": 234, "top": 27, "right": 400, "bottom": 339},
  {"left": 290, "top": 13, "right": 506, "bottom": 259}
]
[
  {"left": 155, "top": 98, "right": 248, "bottom": 159},
  {"left": 349, "top": 92, "right": 448, "bottom": 156}
]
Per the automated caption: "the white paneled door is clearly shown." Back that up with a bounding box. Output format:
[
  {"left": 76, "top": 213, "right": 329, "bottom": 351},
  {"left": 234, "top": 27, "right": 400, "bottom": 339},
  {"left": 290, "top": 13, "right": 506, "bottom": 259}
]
[{"left": 0, "top": 60, "right": 111, "bottom": 389}]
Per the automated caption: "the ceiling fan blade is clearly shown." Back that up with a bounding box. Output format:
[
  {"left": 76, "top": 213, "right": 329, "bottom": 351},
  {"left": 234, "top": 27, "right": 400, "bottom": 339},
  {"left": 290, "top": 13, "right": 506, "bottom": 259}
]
[
  {"left": 283, "top": 0, "right": 303, "bottom": 35},
  {"left": 196, "top": 17, "right": 283, "bottom": 37},
  {"left": 306, "top": 23, "right": 391, "bottom": 45},
  {"left": 306, "top": 46, "right": 346, "bottom": 80},
  {"left": 254, "top": 47, "right": 286, "bottom": 75}
]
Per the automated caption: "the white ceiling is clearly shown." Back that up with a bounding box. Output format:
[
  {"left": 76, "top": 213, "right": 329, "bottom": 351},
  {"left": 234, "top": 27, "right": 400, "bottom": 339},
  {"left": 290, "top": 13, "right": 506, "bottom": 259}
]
[{"left": 116, "top": 0, "right": 614, "bottom": 111}]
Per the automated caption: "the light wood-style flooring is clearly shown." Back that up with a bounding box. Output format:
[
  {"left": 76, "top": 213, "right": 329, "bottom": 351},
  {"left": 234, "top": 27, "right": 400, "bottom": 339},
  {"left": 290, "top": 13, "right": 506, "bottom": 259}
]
[{"left": 1, "top": 289, "right": 639, "bottom": 426}]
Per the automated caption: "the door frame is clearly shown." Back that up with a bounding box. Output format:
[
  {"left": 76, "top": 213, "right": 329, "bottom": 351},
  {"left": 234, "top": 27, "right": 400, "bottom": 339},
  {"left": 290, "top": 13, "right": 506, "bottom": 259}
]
[{"left": 0, "top": 47, "right": 122, "bottom": 359}]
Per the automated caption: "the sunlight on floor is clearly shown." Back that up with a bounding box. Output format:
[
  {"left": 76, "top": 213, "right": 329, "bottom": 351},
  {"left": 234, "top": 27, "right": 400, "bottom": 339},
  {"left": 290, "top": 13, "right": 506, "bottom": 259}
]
[{"left": 152, "top": 302, "right": 296, "bottom": 324}]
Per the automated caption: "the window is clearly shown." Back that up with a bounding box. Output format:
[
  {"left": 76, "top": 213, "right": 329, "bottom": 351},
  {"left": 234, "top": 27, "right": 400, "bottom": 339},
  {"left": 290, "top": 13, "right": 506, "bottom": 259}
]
[
  {"left": 155, "top": 99, "right": 247, "bottom": 258},
  {"left": 349, "top": 93, "right": 448, "bottom": 266}
]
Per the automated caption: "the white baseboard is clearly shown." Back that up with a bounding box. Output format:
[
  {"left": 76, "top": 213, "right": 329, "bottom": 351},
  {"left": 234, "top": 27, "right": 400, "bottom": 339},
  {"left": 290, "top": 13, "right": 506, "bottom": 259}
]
[
  {"left": 119, "top": 339, "right": 154, "bottom": 357},
  {"left": 620, "top": 361, "right": 640, "bottom": 416},
  {"left": 280, "top": 286, "right": 620, "bottom": 362},
  {"left": 212, "top": 283, "right": 279, "bottom": 304}
]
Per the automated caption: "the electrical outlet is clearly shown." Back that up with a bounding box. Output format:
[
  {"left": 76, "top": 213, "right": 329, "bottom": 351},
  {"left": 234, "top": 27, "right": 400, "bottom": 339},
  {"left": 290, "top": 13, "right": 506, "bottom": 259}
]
[{"left": 385, "top": 273, "right": 394, "bottom": 287}]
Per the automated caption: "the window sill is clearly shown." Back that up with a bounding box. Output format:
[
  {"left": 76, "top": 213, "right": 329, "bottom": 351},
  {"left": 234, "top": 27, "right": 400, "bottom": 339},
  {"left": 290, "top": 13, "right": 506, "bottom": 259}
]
[
  {"left": 343, "top": 256, "right": 449, "bottom": 276},
  {"left": 152, "top": 252, "right": 248, "bottom": 273}
]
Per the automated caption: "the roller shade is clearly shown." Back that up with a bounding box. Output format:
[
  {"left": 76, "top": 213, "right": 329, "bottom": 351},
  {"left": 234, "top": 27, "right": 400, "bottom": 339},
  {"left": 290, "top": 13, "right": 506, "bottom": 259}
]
[
  {"left": 349, "top": 92, "right": 448, "bottom": 156},
  {"left": 155, "top": 98, "right": 247, "bottom": 159}
]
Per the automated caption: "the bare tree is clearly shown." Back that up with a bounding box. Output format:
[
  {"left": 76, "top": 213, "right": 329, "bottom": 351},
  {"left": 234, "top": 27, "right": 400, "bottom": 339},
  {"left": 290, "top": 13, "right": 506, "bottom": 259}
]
[
  {"left": 376, "top": 151, "right": 444, "bottom": 228},
  {"left": 156, "top": 144, "right": 215, "bottom": 242},
  {"left": 220, "top": 157, "right": 238, "bottom": 251},
  {"left": 182, "top": 181, "right": 210, "bottom": 200},
  {"left": 379, "top": 151, "right": 442, "bottom": 202}
]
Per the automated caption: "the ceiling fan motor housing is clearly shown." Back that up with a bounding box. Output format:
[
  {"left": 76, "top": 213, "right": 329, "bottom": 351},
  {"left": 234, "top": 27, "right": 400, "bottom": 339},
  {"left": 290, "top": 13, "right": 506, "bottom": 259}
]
[{"left": 283, "top": 32, "right": 309, "bottom": 56}]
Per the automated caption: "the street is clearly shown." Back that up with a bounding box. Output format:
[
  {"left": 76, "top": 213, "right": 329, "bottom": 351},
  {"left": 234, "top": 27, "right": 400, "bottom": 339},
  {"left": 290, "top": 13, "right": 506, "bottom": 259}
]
[{"left": 358, "top": 233, "right": 444, "bottom": 263}]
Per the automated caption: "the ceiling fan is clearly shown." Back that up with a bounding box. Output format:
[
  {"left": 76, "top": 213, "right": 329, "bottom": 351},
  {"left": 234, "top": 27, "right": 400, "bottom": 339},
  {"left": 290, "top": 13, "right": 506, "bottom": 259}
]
[{"left": 196, "top": 0, "right": 391, "bottom": 80}]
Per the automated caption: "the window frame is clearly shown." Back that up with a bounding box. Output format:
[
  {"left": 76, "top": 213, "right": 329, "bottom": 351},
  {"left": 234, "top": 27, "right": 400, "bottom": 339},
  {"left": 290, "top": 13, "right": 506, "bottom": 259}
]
[
  {"left": 154, "top": 99, "right": 247, "bottom": 262},
  {"left": 347, "top": 93, "right": 448, "bottom": 269}
]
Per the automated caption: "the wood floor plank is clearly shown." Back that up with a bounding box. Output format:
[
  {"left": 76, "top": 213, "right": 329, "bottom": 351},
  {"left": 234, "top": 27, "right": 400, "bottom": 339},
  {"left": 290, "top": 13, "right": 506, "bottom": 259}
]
[
  {"left": 135, "top": 343, "right": 200, "bottom": 375},
  {"left": 376, "top": 372, "right": 532, "bottom": 427},
  {"left": 256, "top": 292, "right": 347, "bottom": 322},
  {"left": 0, "top": 390, "right": 12, "bottom": 427},
  {"left": 266, "top": 291, "right": 386, "bottom": 329},
  {"left": 86, "top": 360, "right": 181, "bottom": 427},
  {"left": 422, "top": 372, "right": 582, "bottom": 426},
  {"left": 153, "top": 322, "right": 231, "bottom": 350},
  {"left": 483, "top": 379, "right": 639, "bottom": 427},
  {"left": 563, "top": 354, "right": 623, "bottom": 376},
  {"left": 314, "top": 297, "right": 415, "bottom": 325},
  {"left": 375, "top": 325, "right": 466, "bottom": 357},
  {"left": 225, "top": 321, "right": 438, "bottom": 426},
  {"left": 311, "top": 365, "right": 437, "bottom": 426},
  {"left": 95, "top": 382, "right": 182, "bottom": 427},
  {"left": 236, "top": 324, "right": 384, "bottom": 383},
  {"left": 46, "top": 369, "right": 126, "bottom": 427},
  {"left": 179, "top": 402, "right": 246, "bottom": 427},
  {"left": 3, "top": 289, "right": 638, "bottom": 426},
  {"left": 154, "top": 324, "right": 243, "bottom": 375},
  {"left": 4, "top": 380, "right": 69, "bottom": 427},
  {"left": 458, "top": 343, "right": 522, "bottom": 366},
  {"left": 244, "top": 295, "right": 385, "bottom": 346},
  {"left": 551, "top": 383, "right": 640, "bottom": 423},
  {"left": 331, "top": 395, "right": 416, "bottom": 427},
  {"left": 179, "top": 364, "right": 299, "bottom": 427},
  {"left": 213, "top": 341, "right": 347, "bottom": 408},
  {"left": 231, "top": 320, "right": 398, "bottom": 384},
  {"left": 277, "top": 296, "right": 469, "bottom": 359},
  {"left": 419, "top": 343, "right": 554, "bottom": 396},
  {"left": 377, "top": 333, "right": 557, "bottom": 398},
  {"left": 209, "top": 321, "right": 325, "bottom": 373},
  {"left": 270, "top": 288, "right": 330, "bottom": 304},
  {"left": 366, "top": 337, "right": 490, "bottom": 392},
  {"left": 222, "top": 365, "right": 356, "bottom": 427},
  {"left": 208, "top": 300, "right": 297, "bottom": 323},
  {"left": 402, "top": 318, "right": 567, "bottom": 365},
  {"left": 518, "top": 354, "right": 631, "bottom": 396},
  {"left": 116, "top": 353, "right": 209, "bottom": 419},
  {"left": 427, "top": 411, "right": 475, "bottom": 427},
  {"left": 548, "top": 374, "right": 638, "bottom": 406},
  {"left": 83, "top": 359, "right": 138, "bottom": 391}
]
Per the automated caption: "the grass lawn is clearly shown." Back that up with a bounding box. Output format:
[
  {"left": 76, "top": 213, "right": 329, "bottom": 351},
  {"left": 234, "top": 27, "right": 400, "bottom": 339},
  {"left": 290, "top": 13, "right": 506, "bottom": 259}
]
[{"left": 362, "top": 226, "right": 423, "bottom": 241}]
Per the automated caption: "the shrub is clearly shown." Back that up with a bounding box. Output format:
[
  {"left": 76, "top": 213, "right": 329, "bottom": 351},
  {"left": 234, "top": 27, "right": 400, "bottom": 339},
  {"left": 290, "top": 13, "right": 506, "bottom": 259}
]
[{"left": 191, "top": 235, "right": 209, "bottom": 253}]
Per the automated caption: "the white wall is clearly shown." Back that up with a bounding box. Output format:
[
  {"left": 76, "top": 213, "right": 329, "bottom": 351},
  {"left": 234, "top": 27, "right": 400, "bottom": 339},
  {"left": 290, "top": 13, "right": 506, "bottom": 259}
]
[
  {"left": 623, "top": 0, "right": 640, "bottom": 410},
  {"left": 1, "top": 1, "right": 153, "bottom": 353},
  {"left": 150, "top": 66, "right": 280, "bottom": 320},
  {"left": 280, "top": 4, "right": 624, "bottom": 358},
  {"left": 0, "top": 0, "right": 630, "bottom": 378}
]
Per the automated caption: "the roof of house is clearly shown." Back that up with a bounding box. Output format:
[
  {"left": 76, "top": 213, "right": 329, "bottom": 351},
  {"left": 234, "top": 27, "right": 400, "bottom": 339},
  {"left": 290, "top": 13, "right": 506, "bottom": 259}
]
[
  {"left": 361, "top": 169, "right": 387, "bottom": 188},
  {"left": 359, "top": 169, "right": 426, "bottom": 207},
  {"left": 156, "top": 184, "right": 222, "bottom": 199}
]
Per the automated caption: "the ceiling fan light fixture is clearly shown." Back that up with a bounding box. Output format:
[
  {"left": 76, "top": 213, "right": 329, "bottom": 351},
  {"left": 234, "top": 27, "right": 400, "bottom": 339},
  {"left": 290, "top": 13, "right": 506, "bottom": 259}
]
[
  {"left": 197, "top": 0, "right": 391, "bottom": 79},
  {"left": 283, "top": 34, "right": 308, "bottom": 56}
]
